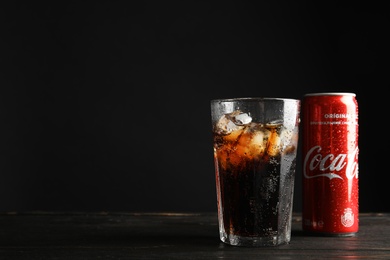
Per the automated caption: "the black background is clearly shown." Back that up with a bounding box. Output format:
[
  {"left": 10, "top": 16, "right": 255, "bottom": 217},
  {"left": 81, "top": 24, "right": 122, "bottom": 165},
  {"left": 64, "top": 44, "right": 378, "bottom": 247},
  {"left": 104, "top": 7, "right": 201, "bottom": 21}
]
[{"left": 0, "top": 2, "right": 389, "bottom": 213}]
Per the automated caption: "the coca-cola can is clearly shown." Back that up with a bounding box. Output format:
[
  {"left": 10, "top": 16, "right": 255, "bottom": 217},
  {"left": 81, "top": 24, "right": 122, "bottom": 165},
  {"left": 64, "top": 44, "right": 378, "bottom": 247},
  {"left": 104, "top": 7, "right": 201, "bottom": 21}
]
[{"left": 302, "top": 92, "right": 359, "bottom": 236}]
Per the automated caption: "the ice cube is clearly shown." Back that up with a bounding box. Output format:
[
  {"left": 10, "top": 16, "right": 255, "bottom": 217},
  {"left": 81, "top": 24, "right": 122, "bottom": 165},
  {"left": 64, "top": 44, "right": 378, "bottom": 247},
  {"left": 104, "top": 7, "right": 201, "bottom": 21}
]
[
  {"left": 246, "top": 129, "right": 269, "bottom": 158},
  {"left": 214, "top": 143, "right": 242, "bottom": 170},
  {"left": 266, "top": 120, "right": 283, "bottom": 127},
  {"left": 229, "top": 111, "right": 252, "bottom": 126},
  {"left": 214, "top": 110, "right": 251, "bottom": 135},
  {"left": 223, "top": 127, "right": 245, "bottom": 142},
  {"left": 237, "top": 125, "right": 270, "bottom": 159},
  {"left": 266, "top": 128, "right": 282, "bottom": 157},
  {"left": 215, "top": 115, "right": 242, "bottom": 135}
]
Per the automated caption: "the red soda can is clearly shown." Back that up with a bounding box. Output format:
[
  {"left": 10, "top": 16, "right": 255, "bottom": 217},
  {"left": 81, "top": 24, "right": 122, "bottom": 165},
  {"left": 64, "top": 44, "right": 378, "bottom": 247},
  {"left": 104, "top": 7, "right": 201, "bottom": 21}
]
[{"left": 302, "top": 93, "right": 359, "bottom": 236}]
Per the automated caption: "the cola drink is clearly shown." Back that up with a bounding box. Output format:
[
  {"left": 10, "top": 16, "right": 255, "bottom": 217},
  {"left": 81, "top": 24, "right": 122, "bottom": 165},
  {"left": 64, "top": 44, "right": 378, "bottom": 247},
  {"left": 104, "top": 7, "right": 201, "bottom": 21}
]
[
  {"left": 211, "top": 98, "right": 300, "bottom": 246},
  {"left": 302, "top": 93, "right": 359, "bottom": 236}
]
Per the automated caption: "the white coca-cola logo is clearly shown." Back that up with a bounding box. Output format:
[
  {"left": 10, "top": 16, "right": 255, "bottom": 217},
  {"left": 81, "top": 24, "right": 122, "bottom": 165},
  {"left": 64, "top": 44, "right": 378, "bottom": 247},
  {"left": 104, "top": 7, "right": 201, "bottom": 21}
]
[{"left": 303, "top": 146, "right": 359, "bottom": 180}]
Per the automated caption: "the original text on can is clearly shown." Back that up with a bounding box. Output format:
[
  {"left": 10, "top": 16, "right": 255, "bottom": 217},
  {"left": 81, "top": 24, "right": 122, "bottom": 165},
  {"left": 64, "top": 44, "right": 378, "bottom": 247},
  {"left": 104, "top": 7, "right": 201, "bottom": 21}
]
[{"left": 302, "top": 92, "right": 359, "bottom": 236}]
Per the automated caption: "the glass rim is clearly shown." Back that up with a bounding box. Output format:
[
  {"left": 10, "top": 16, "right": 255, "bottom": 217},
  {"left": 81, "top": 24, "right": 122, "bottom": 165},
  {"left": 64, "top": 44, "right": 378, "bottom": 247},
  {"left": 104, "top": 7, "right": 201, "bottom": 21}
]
[{"left": 211, "top": 97, "right": 300, "bottom": 103}]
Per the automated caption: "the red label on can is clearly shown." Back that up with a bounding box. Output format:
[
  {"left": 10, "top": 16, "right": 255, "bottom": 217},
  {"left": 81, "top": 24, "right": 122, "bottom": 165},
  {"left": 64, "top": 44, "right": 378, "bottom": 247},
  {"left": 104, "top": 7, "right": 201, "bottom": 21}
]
[{"left": 302, "top": 93, "right": 359, "bottom": 236}]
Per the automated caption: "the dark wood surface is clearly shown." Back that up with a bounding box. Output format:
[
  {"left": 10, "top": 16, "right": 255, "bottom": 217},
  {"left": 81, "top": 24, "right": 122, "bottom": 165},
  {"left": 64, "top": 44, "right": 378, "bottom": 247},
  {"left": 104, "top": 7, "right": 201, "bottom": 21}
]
[{"left": 0, "top": 212, "right": 389, "bottom": 259}]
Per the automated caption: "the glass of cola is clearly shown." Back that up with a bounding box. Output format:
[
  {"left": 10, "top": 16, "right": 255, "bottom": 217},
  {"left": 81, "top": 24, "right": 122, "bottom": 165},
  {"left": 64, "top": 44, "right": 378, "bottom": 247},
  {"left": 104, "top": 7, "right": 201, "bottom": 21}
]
[{"left": 210, "top": 97, "right": 300, "bottom": 246}]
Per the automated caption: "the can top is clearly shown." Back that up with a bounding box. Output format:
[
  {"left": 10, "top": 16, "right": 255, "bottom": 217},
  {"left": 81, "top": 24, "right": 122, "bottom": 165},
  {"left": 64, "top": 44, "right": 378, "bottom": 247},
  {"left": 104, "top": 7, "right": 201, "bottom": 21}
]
[{"left": 304, "top": 92, "right": 356, "bottom": 97}]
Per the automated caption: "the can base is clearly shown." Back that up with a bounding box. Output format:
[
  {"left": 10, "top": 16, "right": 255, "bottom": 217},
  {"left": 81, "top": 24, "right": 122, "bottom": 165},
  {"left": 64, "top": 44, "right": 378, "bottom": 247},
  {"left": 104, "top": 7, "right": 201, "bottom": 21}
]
[{"left": 303, "top": 230, "right": 358, "bottom": 237}]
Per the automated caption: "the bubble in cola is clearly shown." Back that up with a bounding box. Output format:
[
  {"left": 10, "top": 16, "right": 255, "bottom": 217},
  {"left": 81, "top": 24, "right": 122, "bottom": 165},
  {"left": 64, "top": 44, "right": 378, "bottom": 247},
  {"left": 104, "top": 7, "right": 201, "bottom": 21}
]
[{"left": 213, "top": 110, "right": 298, "bottom": 242}]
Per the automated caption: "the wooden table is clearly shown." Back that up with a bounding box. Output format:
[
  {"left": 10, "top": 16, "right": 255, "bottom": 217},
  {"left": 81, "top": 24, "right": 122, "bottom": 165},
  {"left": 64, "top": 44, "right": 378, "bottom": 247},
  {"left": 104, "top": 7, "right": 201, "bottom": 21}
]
[{"left": 0, "top": 212, "right": 389, "bottom": 259}]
